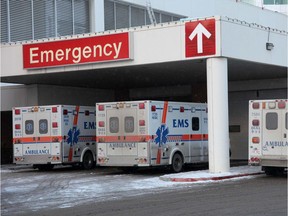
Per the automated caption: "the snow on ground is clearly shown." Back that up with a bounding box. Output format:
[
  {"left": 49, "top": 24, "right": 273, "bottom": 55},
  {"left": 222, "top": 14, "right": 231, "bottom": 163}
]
[{"left": 1, "top": 165, "right": 262, "bottom": 215}]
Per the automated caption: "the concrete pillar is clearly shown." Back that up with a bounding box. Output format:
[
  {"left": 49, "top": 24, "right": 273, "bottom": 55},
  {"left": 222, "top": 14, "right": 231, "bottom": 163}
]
[
  {"left": 89, "top": 0, "right": 105, "bottom": 33},
  {"left": 206, "top": 57, "right": 230, "bottom": 173}
]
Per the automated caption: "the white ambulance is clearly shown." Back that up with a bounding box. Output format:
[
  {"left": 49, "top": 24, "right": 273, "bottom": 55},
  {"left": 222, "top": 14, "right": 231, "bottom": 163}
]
[
  {"left": 96, "top": 100, "right": 208, "bottom": 172},
  {"left": 13, "top": 105, "right": 96, "bottom": 170},
  {"left": 249, "top": 99, "right": 288, "bottom": 175}
]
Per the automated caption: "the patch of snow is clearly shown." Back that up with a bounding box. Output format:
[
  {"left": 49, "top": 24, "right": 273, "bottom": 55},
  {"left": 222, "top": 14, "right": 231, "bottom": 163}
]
[{"left": 161, "top": 166, "right": 262, "bottom": 179}]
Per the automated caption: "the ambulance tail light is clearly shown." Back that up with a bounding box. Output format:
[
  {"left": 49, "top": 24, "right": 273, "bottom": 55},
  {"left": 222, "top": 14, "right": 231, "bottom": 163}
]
[
  {"left": 139, "top": 103, "right": 145, "bottom": 109},
  {"left": 252, "top": 119, "right": 260, "bottom": 126},
  {"left": 14, "top": 109, "right": 21, "bottom": 115},
  {"left": 151, "top": 105, "right": 156, "bottom": 112},
  {"left": 252, "top": 137, "right": 260, "bottom": 144},
  {"left": 180, "top": 106, "right": 184, "bottom": 112},
  {"left": 139, "top": 120, "right": 145, "bottom": 126},
  {"left": 63, "top": 109, "right": 68, "bottom": 115},
  {"left": 52, "top": 122, "right": 58, "bottom": 128},
  {"left": 250, "top": 157, "right": 260, "bottom": 163},
  {"left": 15, "top": 124, "right": 21, "bottom": 130},
  {"left": 99, "top": 121, "right": 105, "bottom": 127},
  {"left": 252, "top": 102, "right": 260, "bottom": 109},
  {"left": 98, "top": 105, "right": 104, "bottom": 111},
  {"left": 52, "top": 107, "right": 58, "bottom": 113},
  {"left": 278, "top": 101, "right": 286, "bottom": 109}
]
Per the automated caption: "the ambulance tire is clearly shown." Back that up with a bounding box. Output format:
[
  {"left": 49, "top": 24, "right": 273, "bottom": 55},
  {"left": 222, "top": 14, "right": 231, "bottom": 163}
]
[
  {"left": 265, "top": 167, "right": 285, "bottom": 176},
  {"left": 82, "top": 151, "right": 94, "bottom": 170},
  {"left": 171, "top": 153, "right": 183, "bottom": 173}
]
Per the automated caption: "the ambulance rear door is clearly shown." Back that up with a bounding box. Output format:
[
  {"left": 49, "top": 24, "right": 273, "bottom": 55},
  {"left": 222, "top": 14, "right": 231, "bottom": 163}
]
[
  {"left": 106, "top": 102, "right": 138, "bottom": 162},
  {"left": 262, "top": 101, "right": 287, "bottom": 158},
  {"left": 21, "top": 107, "right": 59, "bottom": 163}
]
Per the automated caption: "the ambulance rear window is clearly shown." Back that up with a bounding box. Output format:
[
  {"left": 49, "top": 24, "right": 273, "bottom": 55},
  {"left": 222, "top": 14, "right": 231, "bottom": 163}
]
[
  {"left": 125, "top": 116, "right": 134, "bottom": 133},
  {"left": 39, "top": 119, "right": 48, "bottom": 134},
  {"left": 25, "top": 120, "right": 34, "bottom": 135},
  {"left": 266, "top": 112, "right": 278, "bottom": 130},
  {"left": 192, "top": 117, "right": 199, "bottom": 131},
  {"left": 109, "top": 117, "right": 119, "bottom": 133}
]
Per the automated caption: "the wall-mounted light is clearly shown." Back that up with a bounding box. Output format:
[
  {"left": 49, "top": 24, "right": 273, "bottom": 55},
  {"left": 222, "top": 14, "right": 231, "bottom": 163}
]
[
  {"left": 266, "top": 42, "right": 274, "bottom": 51},
  {"left": 266, "top": 27, "right": 274, "bottom": 51}
]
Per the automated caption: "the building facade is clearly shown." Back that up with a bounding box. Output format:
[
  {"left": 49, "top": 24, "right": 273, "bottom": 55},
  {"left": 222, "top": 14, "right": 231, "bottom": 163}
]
[
  {"left": 1, "top": 0, "right": 287, "bottom": 164},
  {"left": 1, "top": 0, "right": 185, "bottom": 43}
]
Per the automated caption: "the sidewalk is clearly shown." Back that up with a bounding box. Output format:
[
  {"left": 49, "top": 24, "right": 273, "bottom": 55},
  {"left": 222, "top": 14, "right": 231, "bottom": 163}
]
[{"left": 160, "top": 166, "right": 263, "bottom": 182}]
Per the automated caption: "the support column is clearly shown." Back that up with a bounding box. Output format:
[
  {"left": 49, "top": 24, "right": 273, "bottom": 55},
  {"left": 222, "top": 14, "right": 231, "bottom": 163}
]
[
  {"left": 206, "top": 57, "right": 230, "bottom": 173},
  {"left": 89, "top": 0, "right": 105, "bottom": 33}
]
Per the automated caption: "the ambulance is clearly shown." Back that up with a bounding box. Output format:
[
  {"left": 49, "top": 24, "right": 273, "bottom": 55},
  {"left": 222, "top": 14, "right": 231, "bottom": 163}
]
[
  {"left": 96, "top": 100, "right": 208, "bottom": 172},
  {"left": 249, "top": 99, "right": 288, "bottom": 175},
  {"left": 13, "top": 105, "right": 96, "bottom": 170}
]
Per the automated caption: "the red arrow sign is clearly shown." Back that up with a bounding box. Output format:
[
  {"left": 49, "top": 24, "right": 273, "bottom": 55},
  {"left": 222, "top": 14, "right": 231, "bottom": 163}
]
[{"left": 185, "top": 19, "right": 216, "bottom": 58}]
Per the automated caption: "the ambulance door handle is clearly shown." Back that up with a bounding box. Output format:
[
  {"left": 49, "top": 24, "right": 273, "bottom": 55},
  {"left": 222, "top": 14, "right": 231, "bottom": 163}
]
[{"left": 284, "top": 133, "right": 287, "bottom": 139}]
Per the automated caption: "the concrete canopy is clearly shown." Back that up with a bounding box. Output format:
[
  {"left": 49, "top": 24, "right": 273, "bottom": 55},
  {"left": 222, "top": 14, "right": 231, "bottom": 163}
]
[
  {"left": 1, "top": 58, "right": 286, "bottom": 89},
  {"left": 1, "top": 16, "right": 287, "bottom": 89}
]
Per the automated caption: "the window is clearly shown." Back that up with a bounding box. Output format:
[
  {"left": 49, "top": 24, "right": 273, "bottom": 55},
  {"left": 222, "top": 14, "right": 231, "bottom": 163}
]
[
  {"left": 104, "top": 0, "right": 186, "bottom": 30},
  {"left": 264, "top": 0, "right": 288, "bottom": 4},
  {"left": 25, "top": 120, "right": 34, "bottom": 135},
  {"left": 57, "top": 0, "right": 73, "bottom": 36},
  {"left": 39, "top": 119, "right": 48, "bottom": 134},
  {"left": 266, "top": 112, "right": 278, "bottom": 130},
  {"left": 74, "top": 0, "right": 90, "bottom": 34},
  {"left": 125, "top": 116, "right": 134, "bottom": 133},
  {"left": 131, "top": 7, "right": 145, "bottom": 27},
  {"left": 1, "top": 0, "right": 90, "bottom": 43},
  {"left": 109, "top": 117, "right": 119, "bottom": 133},
  {"left": 115, "top": 3, "right": 129, "bottom": 29},
  {"left": 192, "top": 117, "right": 199, "bottom": 131},
  {"left": 10, "top": 0, "right": 33, "bottom": 42}
]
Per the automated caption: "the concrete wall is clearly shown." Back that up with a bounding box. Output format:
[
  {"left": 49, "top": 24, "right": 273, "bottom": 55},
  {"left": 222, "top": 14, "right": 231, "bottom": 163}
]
[
  {"left": 1, "top": 84, "right": 114, "bottom": 111},
  {"left": 1, "top": 85, "right": 38, "bottom": 111},
  {"left": 221, "top": 17, "right": 287, "bottom": 66},
  {"left": 37, "top": 85, "right": 114, "bottom": 106},
  {"left": 228, "top": 78, "right": 287, "bottom": 160}
]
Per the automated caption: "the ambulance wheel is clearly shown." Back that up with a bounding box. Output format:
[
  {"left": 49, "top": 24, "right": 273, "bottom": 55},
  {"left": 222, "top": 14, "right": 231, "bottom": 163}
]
[
  {"left": 171, "top": 153, "right": 183, "bottom": 173},
  {"left": 82, "top": 151, "right": 94, "bottom": 170}
]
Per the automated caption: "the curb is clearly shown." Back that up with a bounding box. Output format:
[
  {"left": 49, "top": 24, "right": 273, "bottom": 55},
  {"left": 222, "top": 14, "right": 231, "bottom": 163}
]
[
  {"left": 160, "top": 172, "right": 264, "bottom": 182},
  {"left": 0, "top": 165, "right": 33, "bottom": 171}
]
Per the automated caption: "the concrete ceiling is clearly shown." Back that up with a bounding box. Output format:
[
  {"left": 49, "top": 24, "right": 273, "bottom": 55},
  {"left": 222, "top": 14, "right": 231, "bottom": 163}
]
[{"left": 1, "top": 58, "right": 287, "bottom": 89}]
